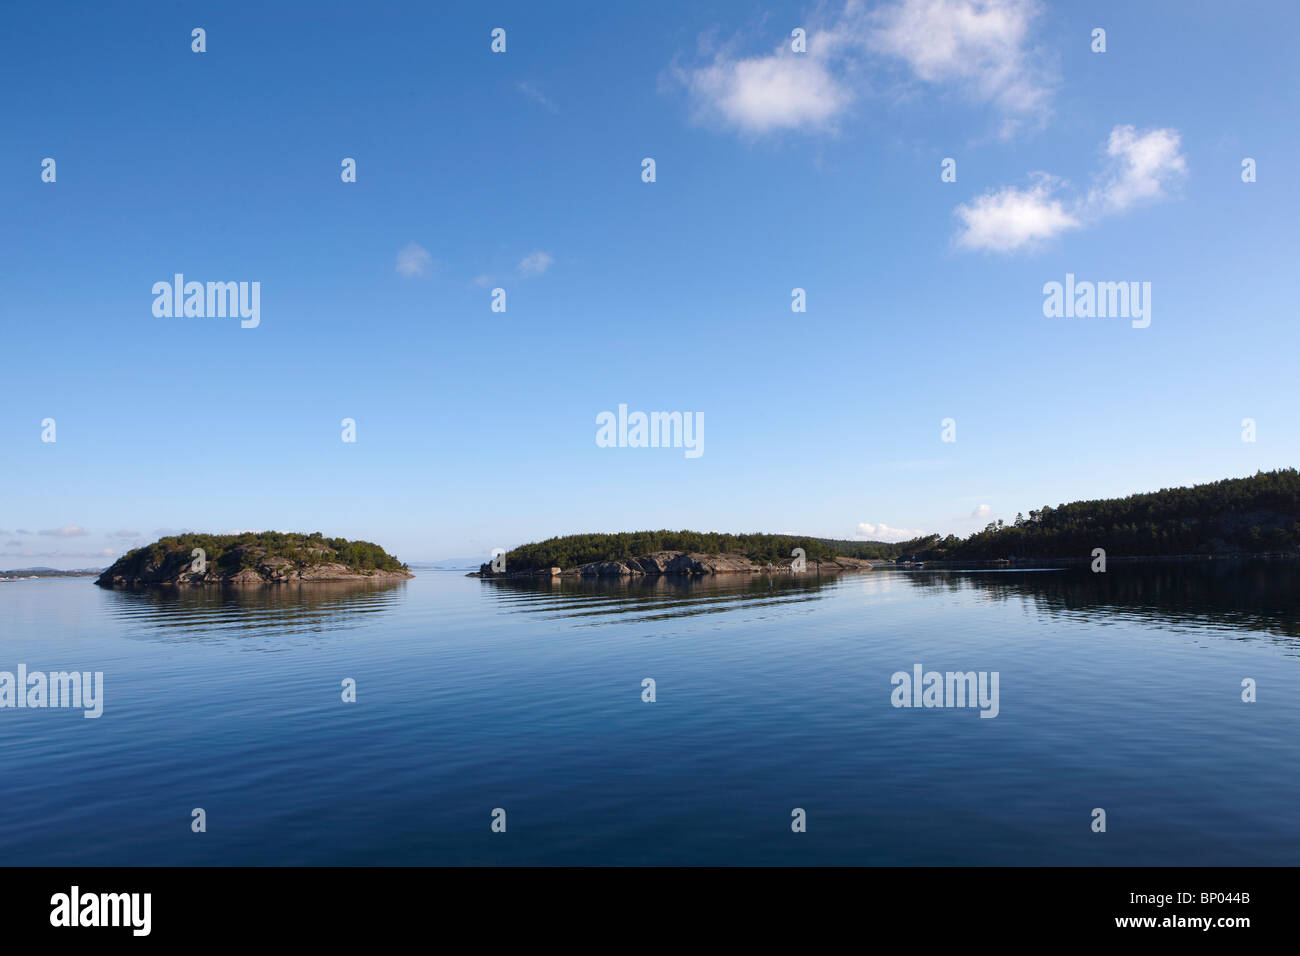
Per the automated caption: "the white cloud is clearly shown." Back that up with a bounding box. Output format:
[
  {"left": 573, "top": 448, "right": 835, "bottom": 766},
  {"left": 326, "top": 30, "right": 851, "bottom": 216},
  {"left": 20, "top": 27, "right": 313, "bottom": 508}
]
[
  {"left": 395, "top": 242, "right": 433, "bottom": 278},
  {"left": 1086, "top": 125, "right": 1187, "bottom": 214},
  {"left": 971, "top": 504, "right": 993, "bottom": 519},
  {"left": 857, "top": 521, "right": 930, "bottom": 542},
  {"left": 39, "top": 525, "right": 87, "bottom": 537},
  {"left": 867, "top": 0, "right": 1053, "bottom": 120},
  {"left": 954, "top": 174, "right": 1081, "bottom": 252},
  {"left": 954, "top": 124, "right": 1186, "bottom": 252},
  {"left": 684, "top": 51, "right": 851, "bottom": 134},
  {"left": 517, "top": 251, "right": 554, "bottom": 277},
  {"left": 675, "top": 0, "right": 1052, "bottom": 137}
]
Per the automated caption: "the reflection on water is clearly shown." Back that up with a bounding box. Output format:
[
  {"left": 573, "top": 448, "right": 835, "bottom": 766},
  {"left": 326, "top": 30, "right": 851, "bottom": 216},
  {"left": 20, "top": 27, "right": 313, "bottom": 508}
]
[
  {"left": 899, "top": 560, "right": 1300, "bottom": 648},
  {"left": 477, "top": 560, "right": 1300, "bottom": 649},
  {"left": 100, "top": 580, "right": 409, "bottom": 646},
  {"left": 3, "top": 563, "right": 1300, "bottom": 865},
  {"left": 475, "top": 572, "right": 838, "bottom": 625}
]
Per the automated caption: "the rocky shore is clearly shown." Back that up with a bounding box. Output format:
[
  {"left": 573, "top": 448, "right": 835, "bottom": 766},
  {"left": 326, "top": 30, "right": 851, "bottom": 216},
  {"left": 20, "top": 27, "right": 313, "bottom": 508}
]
[
  {"left": 95, "top": 534, "right": 414, "bottom": 588},
  {"left": 96, "top": 561, "right": 413, "bottom": 588},
  {"left": 469, "top": 550, "right": 876, "bottom": 579}
]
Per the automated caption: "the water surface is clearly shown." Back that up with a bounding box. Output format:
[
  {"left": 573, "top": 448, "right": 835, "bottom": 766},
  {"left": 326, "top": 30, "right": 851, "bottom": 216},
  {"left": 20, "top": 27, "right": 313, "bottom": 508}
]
[{"left": 1, "top": 563, "right": 1297, "bottom": 865}]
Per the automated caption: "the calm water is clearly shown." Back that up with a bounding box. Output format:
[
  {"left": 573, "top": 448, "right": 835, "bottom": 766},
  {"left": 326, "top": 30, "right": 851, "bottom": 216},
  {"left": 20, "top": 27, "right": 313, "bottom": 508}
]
[{"left": 1, "top": 563, "right": 1298, "bottom": 865}]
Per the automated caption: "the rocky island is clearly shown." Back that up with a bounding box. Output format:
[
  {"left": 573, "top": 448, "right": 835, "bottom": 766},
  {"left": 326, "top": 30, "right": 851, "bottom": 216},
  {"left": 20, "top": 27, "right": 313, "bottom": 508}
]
[
  {"left": 468, "top": 531, "right": 894, "bottom": 579},
  {"left": 472, "top": 550, "right": 876, "bottom": 578},
  {"left": 95, "top": 532, "right": 413, "bottom": 588}
]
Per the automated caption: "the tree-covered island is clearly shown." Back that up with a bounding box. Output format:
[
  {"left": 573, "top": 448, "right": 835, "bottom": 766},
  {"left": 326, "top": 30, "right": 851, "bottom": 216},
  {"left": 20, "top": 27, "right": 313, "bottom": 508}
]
[{"left": 95, "top": 532, "right": 412, "bottom": 588}]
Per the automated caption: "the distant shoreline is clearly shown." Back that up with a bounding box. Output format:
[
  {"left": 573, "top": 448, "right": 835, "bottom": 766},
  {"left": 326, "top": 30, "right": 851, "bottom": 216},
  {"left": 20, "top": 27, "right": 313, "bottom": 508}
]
[{"left": 1, "top": 568, "right": 103, "bottom": 580}]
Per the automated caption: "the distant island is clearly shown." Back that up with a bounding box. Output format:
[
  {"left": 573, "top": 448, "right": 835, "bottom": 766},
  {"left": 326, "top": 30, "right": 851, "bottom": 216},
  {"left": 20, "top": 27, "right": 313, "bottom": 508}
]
[
  {"left": 95, "top": 532, "right": 413, "bottom": 588},
  {"left": 1, "top": 567, "right": 103, "bottom": 580},
  {"left": 474, "top": 470, "right": 1300, "bottom": 577}
]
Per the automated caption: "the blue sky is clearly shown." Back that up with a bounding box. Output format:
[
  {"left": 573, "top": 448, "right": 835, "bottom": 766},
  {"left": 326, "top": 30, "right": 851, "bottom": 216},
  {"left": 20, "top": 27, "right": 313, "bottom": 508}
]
[{"left": 2, "top": 0, "right": 1297, "bottom": 567}]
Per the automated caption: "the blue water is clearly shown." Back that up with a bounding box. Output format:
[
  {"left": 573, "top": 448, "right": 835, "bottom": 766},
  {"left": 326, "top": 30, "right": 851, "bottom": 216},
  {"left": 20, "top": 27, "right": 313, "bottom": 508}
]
[{"left": 1, "top": 564, "right": 1298, "bottom": 865}]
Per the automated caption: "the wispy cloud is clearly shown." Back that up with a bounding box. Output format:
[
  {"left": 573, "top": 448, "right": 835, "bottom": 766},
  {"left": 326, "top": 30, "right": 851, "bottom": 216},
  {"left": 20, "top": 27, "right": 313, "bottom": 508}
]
[
  {"left": 868, "top": 0, "right": 1053, "bottom": 130},
  {"left": 1086, "top": 124, "right": 1188, "bottom": 215},
  {"left": 39, "top": 525, "right": 87, "bottom": 537},
  {"left": 673, "top": 0, "right": 1052, "bottom": 137},
  {"left": 856, "top": 521, "right": 930, "bottom": 542},
  {"left": 517, "top": 251, "right": 554, "bottom": 277},
  {"left": 955, "top": 124, "right": 1187, "bottom": 252},
  {"left": 395, "top": 242, "right": 434, "bottom": 277},
  {"left": 517, "top": 81, "right": 558, "bottom": 112}
]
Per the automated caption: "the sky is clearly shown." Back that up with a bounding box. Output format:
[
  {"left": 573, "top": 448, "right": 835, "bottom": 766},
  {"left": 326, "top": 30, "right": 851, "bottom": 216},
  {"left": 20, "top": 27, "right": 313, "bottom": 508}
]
[{"left": 2, "top": 0, "right": 1297, "bottom": 568}]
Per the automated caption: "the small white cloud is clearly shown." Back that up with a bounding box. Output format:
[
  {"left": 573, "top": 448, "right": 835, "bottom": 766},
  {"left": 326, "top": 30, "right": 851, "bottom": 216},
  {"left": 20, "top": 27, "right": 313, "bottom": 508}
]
[
  {"left": 1086, "top": 124, "right": 1187, "bottom": 215},
  {"left": 954, "top": 124, "right": 1186, "bottom": 252},
  {"left": 868, "top": 0, "right": 1053, "bottom": 121},
  {"left": 675, "top": 0, "right": 1051, "bottom": 137},
  {"left": 971, "top": 504, "right": 993, "bottom": 519},
  {"left": 517, "top": 251, "right": 554, "bottom": 277},
  {"left": 857, "top": 521, "right": 930, "bottom": 542},
  {"left": 683, "top": 50, "right": 851, "bottom": 134},
  {"left": 955, "top": 173, "right": 1081, "bottom": 252},
  {"left": 39, "top": 525, "right": 87, "bottom": 537},
  {"left": 396, "top": 242, "right": 434, "bottom": 278}
]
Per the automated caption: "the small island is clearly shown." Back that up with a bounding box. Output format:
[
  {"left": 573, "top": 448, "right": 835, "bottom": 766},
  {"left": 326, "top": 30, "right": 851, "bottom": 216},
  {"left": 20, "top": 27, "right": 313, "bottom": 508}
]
[
  {"left": 95, "top": 532, "right": 413, "bottom": 588},
  {"left": 469, "top": 532, "right": 889, "bottom": 578}
]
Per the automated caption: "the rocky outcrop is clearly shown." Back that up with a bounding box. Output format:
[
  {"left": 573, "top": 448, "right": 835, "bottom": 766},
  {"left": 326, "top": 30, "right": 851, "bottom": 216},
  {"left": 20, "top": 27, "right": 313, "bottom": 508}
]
[
  {"left": 471, "top": 551, "right": 876, "bottom": 578},
  {"left": 95, "top": 549, "right": 414, "bottom": 588}
]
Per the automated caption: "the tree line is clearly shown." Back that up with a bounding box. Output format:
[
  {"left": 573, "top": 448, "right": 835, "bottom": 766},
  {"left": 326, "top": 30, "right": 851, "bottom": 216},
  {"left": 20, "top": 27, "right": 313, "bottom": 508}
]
[
  {"left": 116, "top": 531, "right": 408, "bottom": 575},
  {"left": 910, "top": 469, "right": 1300, "bottom": 560},
  {"left": 503, "top": 530, "right": 935, "bottom": 571}
]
